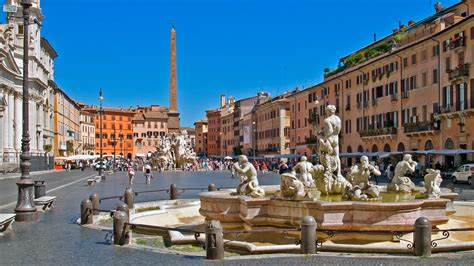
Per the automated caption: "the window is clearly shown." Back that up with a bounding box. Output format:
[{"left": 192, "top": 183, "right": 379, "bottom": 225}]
[
  {"left": 421, "top": 49, "right": 427, "bottom": 62},
  {"left": 421, "top": 72, "right": 427, "bottom": 87},
  {"left": 432, "top": 45, "right": 439, "bottom": 57},
  {"left": 445, "top": 57, "right": 451, "bottom": 72},
  {"left": 18, "top": 25, "right": 24, "bottom": 35},
  {"left": 432, "top": 69, "right": 439, "bottom": 84},
  {"left": 403, "top": 57, "right": 408, "bottom": 68},
  {"left": 411, "top": 53, "right": 417, "bottom": 65}
]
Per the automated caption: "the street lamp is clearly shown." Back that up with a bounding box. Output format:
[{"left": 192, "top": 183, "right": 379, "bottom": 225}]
[
  {"left": 98, "top": 88, "right": 104, "bottom": 180},
  {"left": 14, "top": 0, "right": 38, "bottom": 222}
]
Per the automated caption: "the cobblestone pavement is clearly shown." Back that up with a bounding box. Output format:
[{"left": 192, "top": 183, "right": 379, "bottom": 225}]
[{"left": 0, "top": 170, "right": 473, "bottom": 265}]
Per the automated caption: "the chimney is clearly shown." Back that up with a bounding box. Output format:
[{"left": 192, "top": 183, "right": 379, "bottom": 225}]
[
  {"left": 408, "top": 20, "right": 415, "bottom": 26},
  {"left": 228, "top": 96, "right": 235, "bottom": 105},
  {"left": 220, "top": 94, "right": 226, "bottom": 108},
  {"left": 434, "top": 2, "right": 443, "bottom": 13}
]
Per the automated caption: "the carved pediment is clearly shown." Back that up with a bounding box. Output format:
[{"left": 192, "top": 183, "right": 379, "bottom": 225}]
[{"left": 0, "top": 48, "right": 21, "bottom": 75}]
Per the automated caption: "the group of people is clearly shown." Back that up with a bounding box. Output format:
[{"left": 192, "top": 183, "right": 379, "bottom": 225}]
[{"left": 126, "top": 163, "right": 153, "bottom": 185}]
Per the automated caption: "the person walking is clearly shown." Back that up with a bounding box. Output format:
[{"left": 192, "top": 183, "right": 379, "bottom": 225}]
[
  {"left": 386, "top": 162, "right": 394, "bottom": 182},
  {"left": 144, "top": 164, "right": 152, "bottom": 184},
  {"left": 127, "top": 165, "right": 135, "bottom": 185}
]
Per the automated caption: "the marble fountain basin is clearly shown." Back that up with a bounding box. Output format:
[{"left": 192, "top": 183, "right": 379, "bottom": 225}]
[{"left": 199, "top": 185, "right": 457, "bottom": 231}]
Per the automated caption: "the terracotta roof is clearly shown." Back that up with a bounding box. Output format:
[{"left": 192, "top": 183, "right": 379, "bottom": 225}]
[{"left": 143, "top": 111, "right": 168, "bottom": 119}]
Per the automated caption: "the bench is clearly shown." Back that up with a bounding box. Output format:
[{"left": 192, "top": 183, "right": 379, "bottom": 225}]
[
  {"left": 86, "top": 179, "right": 96, "bottom": 186},
  {"left": 34, "top": 196, "right": 57, "bottom": 211},
  {"left": 0, "top": 214, "right": 16, "bottom": 232}
]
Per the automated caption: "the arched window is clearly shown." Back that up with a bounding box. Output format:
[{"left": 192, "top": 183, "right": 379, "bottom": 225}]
[
  {"left": 371, "top": 144, "right": 378, "bottom": 152},
  {"left": 445, "top": 138, "right": 454, "bottom": 149},
  {"left": 425, "top": 140, "right": 434, "bottom": 150},
  {"left": 397, "top": 142, "right": 405, "bottom": 152},
  {"left": 383, "top": 143, "right": 391, "bottom": 152},
  {"left": 357, "top": 145, "right": 364, "bottom": 152}
]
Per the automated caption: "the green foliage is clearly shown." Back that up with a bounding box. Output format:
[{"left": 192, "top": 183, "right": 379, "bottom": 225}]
[
  {"left": 66, "top": 140, "right": 74, "bottom": 154},
  {"left": 393, "top": 31, "right": 408, "bottom": 43},
  {"left": 43, "top": 144, "right": 52, "bottom": 153},
  {"left": 344, "top": 53, "right": 366, "bottom": 67}
]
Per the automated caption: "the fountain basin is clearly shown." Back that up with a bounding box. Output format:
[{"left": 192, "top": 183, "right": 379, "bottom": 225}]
[{"left": 199, "top": 186, "right": 456, "bottom": 231}]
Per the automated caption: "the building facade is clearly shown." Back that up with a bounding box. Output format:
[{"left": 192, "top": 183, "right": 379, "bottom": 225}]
[
  {"left": 132, "top": 105, "right": 169, "bottom": 157},
  {"left": 53, "top": 87, "right": 81, "bottom": 157},
  {"left": 288, "top": 0, "right": 474, "bottom": 167},
  {"left": 0, "top": 0, "right": 56, "bottom": 170},
  {"left": 194, "top": 120, "right": 208, "bottom": 156},
  {"left": 78, "top": 104, "right": 95, "bottom": 155}
]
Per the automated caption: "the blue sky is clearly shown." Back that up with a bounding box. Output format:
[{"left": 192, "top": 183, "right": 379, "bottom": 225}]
[{"left": 7, "top": 0, "right": 458, "bottom": 126}]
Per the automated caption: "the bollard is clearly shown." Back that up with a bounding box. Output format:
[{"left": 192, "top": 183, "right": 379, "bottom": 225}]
[
  {"left": 89, "top": 193, "right": 100, "bottom": 215},
  {"left": 101, "top": 173, "right": 106, "bottom": 181},
  {"left": 80, "top": 199, "right": 93, "bottom": 225},
  {"left": 124, "top": 187, "right": 134, "bottom": 209},
  {"left": 300, "top": 215, "right": 317, "bottom": 254},
  {"left": 208, "top": 183, "right": 216, "bottom": 192},
  {"left": 113, "top": 210, "right": 129, "bottom": 245},
  {"left": 170, "top": 184, "right": 177, "bottom": 200},
  {"left": 116, "top": 202, "right": 130, "bottom": 221},
  {"left": 414, "top": 217, "right": 432, "bottom": 257},
  {"left": 34, "top": 181, "right": 46, "bottom": 199},
  {"left": 205, "top": 220, "right": 224, "bottom": 260}
]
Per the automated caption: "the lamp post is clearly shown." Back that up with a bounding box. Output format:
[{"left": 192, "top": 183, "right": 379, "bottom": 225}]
[
  {"left": 113, "top": 118, "right": 116, "bottom": 172},
  {"left": 98, "top": 88, "right": 104, "bottom": 179},
  {"left": 14, "top": 0, "right": 38, "bottom": 222}
]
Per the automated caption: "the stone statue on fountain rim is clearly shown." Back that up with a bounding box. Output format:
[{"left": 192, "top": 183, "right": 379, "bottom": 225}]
[
  {"left": 232, "top": 155, "right": 265, "bottom": 198},
  {"left": 292, "top": 156, "right": 315, "bottom": 187},
  {"left": 320, "top": 105, "right": 344, "bottom": 179},
  {"left": 343, "top": 156, "right": 381, "bottom": 201},
  {"left": 387, "top": 154, "right": 417, "bottom": 193}
]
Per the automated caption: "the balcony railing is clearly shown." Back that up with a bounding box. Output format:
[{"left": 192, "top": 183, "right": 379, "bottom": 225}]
[
  {"left": 391, "top": 94, "right": 398, "bottom": 101},
  {"left": 345, "top": 104, "right": 350, "bottom": 111},
  {"left": 456, "top": 101, "right": 468, "bottom": 112},
  {"left": 357, "top": 102, "right": 362, "bottom": 109},
  {"left": 448, "top": 63, "right": 470, "bottom": 80},
  {"left": 401, "top": 91, "right": 409, "bottom": 99},
  {"left": 372, "top": 98, "right": 378, "bottom": 106},
  {"left": 359, "top": 127, "right": 397, "bottom": 138},
  {"left": 308, "top": 113, "right": 319, "bottom": 124},
  {"left": 363, "top": 101, "right": 369, "bottom": 108},
  {"left": 403, "top": 121, "right": 438, "bottom": 134},
  {"left": 448, "top": 36, "right": 465, "bottom": 50}
]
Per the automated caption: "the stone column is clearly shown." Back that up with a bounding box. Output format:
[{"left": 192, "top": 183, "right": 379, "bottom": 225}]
[
  {"left": 0, "top": 91, "right": 4, "bottom": 163},
  {"left": 2, "top": 92, "right": 8, "bottom": 156},
  {"left": 38, "top": 104, "right": 43, "bottom": 151},
  {"left": 29, "top": 100, "right": 36, "bottom": 152},
  {"left": 14, "top": 94, "right": 22, "bottom": 151},
  {"left": 8, "top": 93, "right": 14, "bottom": 150}
]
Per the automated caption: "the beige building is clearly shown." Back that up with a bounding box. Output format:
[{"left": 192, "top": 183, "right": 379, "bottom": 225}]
[
  {"left": 253, "top": 90, "right": 296, "bottom": 156},
  {"left": 54, "top": 87, "right": 81, "bottom": 157},
  {"left": 132, "top": 105, "right": 169, "bottom": 157},
  {"left": 289, "top": 0, "right": 474, "bottom": 167},
  {"left": 194, "top": 120, "right": 208, "bottom": 156},
  {"left": 78, "top": 103, "right": 95, "bottom": 155}
]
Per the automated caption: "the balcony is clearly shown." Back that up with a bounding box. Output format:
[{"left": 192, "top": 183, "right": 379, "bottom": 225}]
[
  {"left": 345, "top": 104, "right": 350, "bottom": 111},
  {"left": 401, "top": 91, "right": 409, "bottom": 99},
  {"left": 305, "top": 135, "right": 318, "bottom": 145},
  {"left": 363, "top": 101, "right": 369, "bottom": 108},
  {"left": 359, "top": 127, "right": 397, "bottom": 140},
  {"left": 372, "top": 98, "right": 378, "bottom": 106},
  {"left": 391, "top": 94, "right": 398, "bottom": 101},
  {"left": 448, "top": 63, "right": 470, "bottom": 80},
  {"left": 308, "top": 113, "right": 319, "bottom": 124},
  {"left": 404, "top": 121, "right": 439, "bottom": 135},
  {"left": 357, "top": 102, "right": 362, "bottom": 109},
  {"left": 448, "top": 36, "right": 465, "bottom": 51}
]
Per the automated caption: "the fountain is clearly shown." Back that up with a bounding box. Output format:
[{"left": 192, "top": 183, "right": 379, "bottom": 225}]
[
  {"left": 151, "top": 130, "right": 197, "bottom": 169},
  {"left": 199, "top": 105, "right": 457, "bottom": 231}
]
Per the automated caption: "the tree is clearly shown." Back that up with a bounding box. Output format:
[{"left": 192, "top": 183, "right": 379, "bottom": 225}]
[{"left": 66, "top": 140, "right": 74, "bottom": 155}]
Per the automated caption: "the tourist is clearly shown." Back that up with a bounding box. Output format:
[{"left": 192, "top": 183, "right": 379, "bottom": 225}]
[
  {"left": 435, "top": 161, "right": 441, "bottom": 170},
  {"left": 386, "top": 162, "right": 394, "bottom": 181},
  {"left": 261, "top": 161, "right": 268, "bottom": 174},
  {"left": 127, "top": 165, "right": 135, "bottom": 185},
  {"left": 278, "top": 160, "right": 290, "bottom": 174},
  {"left": 144, "top": 164, "right": 152, "bottom": 184}
]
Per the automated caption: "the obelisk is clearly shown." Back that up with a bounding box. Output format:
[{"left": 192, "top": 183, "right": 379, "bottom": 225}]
[{"left": 168, "top": 24, "right": 180, "bottom": 132}]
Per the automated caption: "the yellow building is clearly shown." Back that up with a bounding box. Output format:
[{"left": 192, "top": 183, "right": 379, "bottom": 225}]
[{"left": 53, "top": 87, "right": 81, "bottom": 157}]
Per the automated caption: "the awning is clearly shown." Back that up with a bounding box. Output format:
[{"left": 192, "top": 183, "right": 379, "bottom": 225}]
[{"left": 135, "top": 153, "right": 146, "bottom": 157}]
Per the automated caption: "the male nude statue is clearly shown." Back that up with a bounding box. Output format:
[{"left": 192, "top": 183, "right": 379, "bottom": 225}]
[
  {"left": 321, "top": 105, "right": 342, "bottom": 178},
  {"left": 292, "top": 156, "right": 315, "bottom": 187},
  {"left": 232, "top": 155, "right": 264, "bottom": 197}
]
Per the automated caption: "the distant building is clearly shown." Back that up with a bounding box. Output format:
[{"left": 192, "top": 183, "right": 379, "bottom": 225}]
[
  {"left": 132, "top": 105, "right": 169, "bottom": 157},
  {"left": 77, "top": 103, "right": 95, "bottom": 155},
  {"left": 194, "top": 120, "right": 208, "bottom": 156},
  {"left": 53, "top": 87, "right": 81, "bottom": 157}
]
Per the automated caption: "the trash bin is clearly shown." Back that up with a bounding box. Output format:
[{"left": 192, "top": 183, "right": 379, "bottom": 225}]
[{"left": 34, "top": 181, "right": 46, "bottom": 199}]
